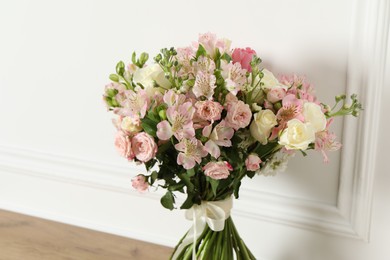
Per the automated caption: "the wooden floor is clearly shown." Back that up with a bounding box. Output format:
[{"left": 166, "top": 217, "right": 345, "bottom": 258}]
[{"left": 0, "top": 210, "right": 173, "bottom": 260}]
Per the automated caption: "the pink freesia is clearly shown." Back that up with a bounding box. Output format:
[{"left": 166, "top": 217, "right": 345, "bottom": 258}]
[
  {"left": 203, "top": 120, "right": 234, "bottom": 159},
  {"left": 114, "top": 131, "right": 134, "bottom": 160},
  {"left": 232, "top": 47, "right": 257, "bottom": 72},
  {"left": 175, "top": 138, "right": 208, "bottom": 169},
  {"left": 245, "top": 154, "right": 262, "bottom": 171},
  {"left": 131, "top": 175, "right": 149, "bottom": 192},
  {"left": 131, "top": 132, "right": 157, "bottom": 162},
  {"left": 195, "top": 100, "right": 224, "bottom": 121},
  {"left": 192, "top": 71, "right": 217, "bottom": 99},
  {"left": 225, "top": 100, "right": 252, "bottom": 130},
  {"left": 203, "top": 161, "right": 233, "bottom": 180},
  {"left": 156, "top": 101, "right": 195, "bottom": 140}
]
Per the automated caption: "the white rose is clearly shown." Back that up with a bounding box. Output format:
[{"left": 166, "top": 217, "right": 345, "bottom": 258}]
[
  {"left": 133, "top": 64, "right": 171, "bottom": 89},
  {"left": 261, "top": 69, "right": 288, "bottom": 90},
  {"left": 303, "top": 102, "right": 327, "bottom": 132},
  {"left": 250, "top": 109, "right": 277, "bottom": 144},
  {"left": 121, "top": 116, "right": 142, "bottom": 133},
  {"left": 279, "top": 119, "right": 316, "bottom": 150}
]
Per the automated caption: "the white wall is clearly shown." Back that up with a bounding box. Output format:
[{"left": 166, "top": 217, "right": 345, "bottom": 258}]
[{"left": 0, "top": 0, "right": 389, "bottom": 259}]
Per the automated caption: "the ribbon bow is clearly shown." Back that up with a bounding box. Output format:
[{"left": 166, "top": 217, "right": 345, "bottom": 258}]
[{"left": 172, "top": 196, "right": 233, "bottom": 260}]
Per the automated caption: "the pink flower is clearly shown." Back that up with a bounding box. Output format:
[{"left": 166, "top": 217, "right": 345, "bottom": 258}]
[
  {"left": 131, "top": 175, "right": 149, "bottom": 192},
  {"left": 203, "top": 161, "right": 233, "bottom": 180},
  {"left": 175, "top": 138, "right": 208, "bottom": 169},
  {"left": 203, "top": 121, "right": 234, "bottom": 159},
  {"left": 225, "top": 100, "right": 252, "bottom": 130},
  {"left": 156, "top": 102, "right": 195, "bottom": 140},
  {"left": 192, "top": 71, "right": 217, "bottom": 99},
  {"left": 267, "top": 87, "right": 286, "bottom": 103},
  {"left": 245, "top": 154, "right": 262, "bottom": 171},
  {"left": 221, "top": 62, "right": 247, "bottom": 95},
  {"left": 116, "top": 89, "right": 149, "bottom": 118},
  {"left": 276, "top": 94, "right": 304, "bottom": 123},
  {"left": 198, "top": 32, "right": 218, "bottom": 57},
  {"left": 131, "top": 132, "right": 157, "bottom": 162},
  {"left": 232, "top": 47, "right": 256, "bottom": 72},
  {"left": 114, "top": 131, "right": 134, "bottom": 160},
  {"left": 315, "top": 119, "right": 341, "bottom": 163},
  {"left": 195, "top": 100, "right": 224, "bottom": 121}
]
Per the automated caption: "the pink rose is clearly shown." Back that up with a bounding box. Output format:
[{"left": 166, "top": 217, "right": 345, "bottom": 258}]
[
  {"left": 232, "top": 47, "right": 257, "bottom": 72},
  {"left": 131, "top": 132, "right": 157, "bottom": 162},
  {"left": 267, "top": 87, "right": 286, "bottom": 103},
  {"left": 245, "top": 154, "right": 262, "bottom": 171},
  {"left": 203, "top": 161, "right": 233, "bottom": 180},
  {"left": 131, "top": 175, "right": 149, "bottom": 192},
  {"left": 195, "top": 100, "right": 224, "bottom": 121},
  {"left": 114, "top": 131, "right": 134, "bottom": 160},
  {"left": 226, "top": 100, "right": 252, "bottom": 130}
]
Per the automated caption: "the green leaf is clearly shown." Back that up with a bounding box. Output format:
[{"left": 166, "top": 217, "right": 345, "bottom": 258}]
[
  {"left": 196, "top": 44, "right": 207, "bottom": 59},
  {"left": 246, "top": 171, "right": 256, "bottom": 179},
  {"left": 221, "top": 53, "right": 232, "bottom": 63},
  {"left": 180, "top": 193, "right": 195, "bottom": 210},
  {"left": 233, "top": 179, "right": 242, "bottom": 199},
  {"left": 178, "top": 172, "right": 195, "bottom": 193},
  {"left": 150, "top": 171, "right": 158, "bottom": 185},
  {"left": 207, "top": 177, "right": 219, "bottom": 197},
  {"left": 160, "top": 191, "right": 175, "bottom": 210},
  {"left": 141, "top": 118, "right": 157, "bottom": 137},
  {"left": 187, "top": 168, "right": 195, "bottom": 177}
]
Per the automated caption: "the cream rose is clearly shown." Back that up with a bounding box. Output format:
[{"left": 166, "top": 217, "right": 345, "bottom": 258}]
[
  {"left": 303, "top": 102, "right": 327, "bottom": 132},
  {"left": 121, "top": 116, "right": 142, "bottom": 134},
  {"left": 279, "top": 119, "right": 316, "bottom": 150},
  {"left": 133, "top": 64, "right": 171, "bottom": 89},
  {"left": 250, "top": 109, "right": 277, "bottom": 144},
  {"left": 261, "top": 69, "right": 288, "bottom": 90}
]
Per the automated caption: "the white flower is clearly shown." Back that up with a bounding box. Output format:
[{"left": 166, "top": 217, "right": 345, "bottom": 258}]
[
  {"left": 303, "top": 102, "right": 327, "bottom": 132},
  {"left": 121, "top": 116, "right": 142, "bottom": 133},
  {"left": 132, "top": 64, "right": 171, "bottom": 89},
  {"left": 261, "top": 69, "right": 288, "bottom": 90},
  {"left": 279, "top": 119, "right": 316, "bottom": 150},
  {"left": 257, "top": 152, "right": 294, "bottom": 176},
  {"left": 250, "top": 109, "right": 277, "bottom": 144}
]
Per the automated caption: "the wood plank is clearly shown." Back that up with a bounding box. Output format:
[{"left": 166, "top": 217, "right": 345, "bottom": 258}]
[{"left": 0, "top": 210, "right": 173, "bottom": 260}]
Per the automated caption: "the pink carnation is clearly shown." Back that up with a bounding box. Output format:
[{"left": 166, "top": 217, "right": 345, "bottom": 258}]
[
  {"left": 131, "top": 175, "right": 149, "bottom": 192},
  {"left": 114, "top": 131, "right": 134, "bottom": 160},
  {"left": 195, "top": 100, "right": 224, "bottom": 121},
  {"left": 203, "top": 161, "right": 233, "bottom": 180},
  {"left": 225, "top": 100, "right": 252, "bottom": 130},
  {"left": 245, "top": 154, "right": 262, "bottom": 171},
  {"left": 131, "top": 132, "right": 157, "bottom": 162},
  {"left": 232, "top": 47, "right": 256, "bottom": 72}
]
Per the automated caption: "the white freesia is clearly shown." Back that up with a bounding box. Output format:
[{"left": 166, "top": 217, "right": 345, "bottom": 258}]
[
  {"left": 250, "top": 109, "right": 277, "bottom": 144},
  {"left": 303, "top": 102, "right": 327, "bottom": 132},
  {"left": 279, "top": 119, "right": 316, "bottom": 150},
  {"left": 261, "top": 69, "right": 288, "bottom": 90},
  {"left": 133, "top": 64, "right": 171, "bottom": 89}
]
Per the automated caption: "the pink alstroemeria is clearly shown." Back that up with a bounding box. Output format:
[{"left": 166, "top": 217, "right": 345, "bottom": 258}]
[
  {"left": 163, "top": 89, "right": 186, "bottom": 108},
  {"left": 203, "top": 121, "right": 234, "bottom": 159},
  {"left": 221, "top": 62, "right": 247, "bottom": 95},
  {"left": 156, "top": 102, "right": 195, "bottom": 140},
  {"left": 192, "top": 71, "right": 217, "bottom": 99},
  {"left": 315, "top": 119, "right": 342, "bottom": 163},
  {"left": 276, "top": 94, "right": 304, "bottom": 123},
  {"left": 175, "top": 138, "right": 208, "bottom": 169},
  {"left": 116, "top": 89, "right": 149, "bottom": 118}
]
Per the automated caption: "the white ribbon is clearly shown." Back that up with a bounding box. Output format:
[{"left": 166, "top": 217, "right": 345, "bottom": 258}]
[{"left": 172, "top": 196, "right": 233, "bottom": 260}]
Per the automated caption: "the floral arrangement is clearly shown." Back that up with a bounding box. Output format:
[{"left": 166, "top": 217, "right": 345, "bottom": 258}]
[{"left": 103, "top": 33, "right": 361, "bottom": 259}]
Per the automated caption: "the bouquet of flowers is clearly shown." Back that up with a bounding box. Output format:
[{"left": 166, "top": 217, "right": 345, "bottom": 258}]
[{"left": 103, "top": 33, "right": 361, "bottom": 260}]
